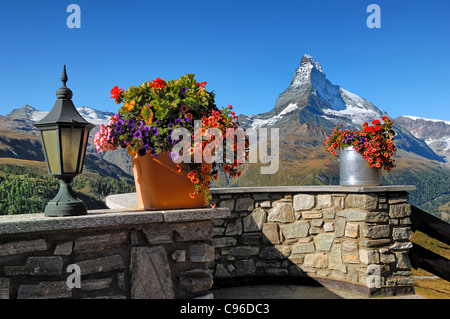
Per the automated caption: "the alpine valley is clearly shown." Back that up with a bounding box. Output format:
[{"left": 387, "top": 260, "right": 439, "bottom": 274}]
[{"left": 0, "top": 54, "right": 448, "bottom": 220}]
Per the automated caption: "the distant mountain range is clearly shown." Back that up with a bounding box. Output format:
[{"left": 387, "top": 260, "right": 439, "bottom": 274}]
[
  {"left": 0, "top": 54, "right": 448, "bottom": 218},
  {"left": 395, "top": 116, "right": 450, "bottom": 165}
]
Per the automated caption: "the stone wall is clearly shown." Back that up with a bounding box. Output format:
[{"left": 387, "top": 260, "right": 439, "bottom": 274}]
[
  {"left": 0, "top": 208, "right": 229, "bottom": 299},
  {"left": 210, "top": 186, "right": 416, "bottom": 297}
]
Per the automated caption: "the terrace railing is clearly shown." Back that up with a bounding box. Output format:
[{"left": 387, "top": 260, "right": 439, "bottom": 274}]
[{"left": 409, "top": 205, "right": 450, "bottom": 281}]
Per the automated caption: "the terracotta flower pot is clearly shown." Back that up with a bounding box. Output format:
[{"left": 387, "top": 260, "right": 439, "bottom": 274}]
[{"left": 130, "top": 151, "right": 210, "bottom": 210}]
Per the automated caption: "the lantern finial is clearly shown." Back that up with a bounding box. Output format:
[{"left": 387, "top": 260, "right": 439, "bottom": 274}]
[{"left": 56, "top": 65, "right": 73, "bottom": 100}]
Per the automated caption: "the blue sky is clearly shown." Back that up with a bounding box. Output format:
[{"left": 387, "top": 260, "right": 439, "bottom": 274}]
[{"left": 0, "top": 0, "right": 449, "bottom": 121}]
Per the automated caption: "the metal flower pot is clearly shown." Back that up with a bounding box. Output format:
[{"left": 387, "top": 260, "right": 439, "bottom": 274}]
[{"left": 339, "top": 146, "right": 382, "bottom": 186}]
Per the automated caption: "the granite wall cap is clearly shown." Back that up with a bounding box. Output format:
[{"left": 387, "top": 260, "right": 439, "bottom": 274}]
[
  {"left": 0, "top": 206, "right": 230, "bottom": 236},
  {"left": 209, "top": 185, "right": 416, "bottom": 194}
]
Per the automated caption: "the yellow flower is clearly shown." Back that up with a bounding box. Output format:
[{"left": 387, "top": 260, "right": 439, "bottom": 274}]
[{"left": 121, "top": 100, "right": 135, "bottom": 113}]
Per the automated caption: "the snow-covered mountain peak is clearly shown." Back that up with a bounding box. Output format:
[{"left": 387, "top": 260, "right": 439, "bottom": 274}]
[
  {"left": 77, "top": 107, "right": 115, "bottom": 125},
  {"left": 6, "top": 105, "right": 114, "bottom": 126},
  {"left": 301, "top": 54, "right": 325, "bottom": 75},
  {"left": 401, "top": 115, "right": 450, "bottom": 126}
]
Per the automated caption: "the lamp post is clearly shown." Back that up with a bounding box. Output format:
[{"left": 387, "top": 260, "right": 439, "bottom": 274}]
[{"left": 34, "top": 66, "right": 94, "bottom": 217}]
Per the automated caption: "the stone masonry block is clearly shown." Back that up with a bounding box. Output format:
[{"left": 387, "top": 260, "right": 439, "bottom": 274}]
[
  {"left": 235, "top": 197, "right": 254, "bottom": 211},
  {"left": 0, "top": 239, "right": 47, "bottom": 257},
  {"left": 219, "top": 199, "right": 235, "bottom": 211},
  {"left": 346, "top": 194, "right": 378, "bottom": 210},
  {"left": 280, "top": 221, "right": 310, "bottom": 239},
  {"left": 392, "top": 227, "right": 411, "bottom": 241},
  {"left": 359, "top": 249, "right": 380, "bottom": 264},
  {"left": 337, "top": 209, "right": 368, "bottom": 221},
  {"left": 189, "top": 244, "right": 215, "bottom": 262},
  {"left": 365, "top": 225, "right": 390, "bottom": 239},
  {"left": 243, "top": 207, "right": 267, "bottom": 232},
  {"left": 293, "top": 194, "right": 315, "bottom": 211},
  {"left": 268, "top": 203, "right": 295, "bottom": 223},
  {"left": 314, "top": 233, "right": 335, "bottom": 252},
  {"left": 142, "top": 225, "right": 173, "bottom": 244},
  {"left": 304, "top": 253, "right": 328, "bottom": 269},
  {"left": 179, "top": 269, "right": 213, "bottom": 292},
  {"left": 389, "top": 204, "right": 411, "bottom": 218},
  {"left": 0, "top": 278, "right": 10, "bottom": 300},
  {"left": 18, "top": 281, "right": 71, "bottom": 299},
  {"left": 317, "top": 194, "right": 332, "bottom": 208},
  {"left": 259, "top": 246, "right": 291, "bottom": 259},
  {"left": 262, "top": 223, "right": 280, "bottom": 244},
  {"left": 131, "top": 246, "right": 174, "bottom": 299},
  {"left": 77, "top": 255, "right": 125, "bottom": 275},
  {"left": 4, "top": 257, "right": 63, "bottom": 276},
  {"left": 292, "top": 242, "right": 315, "bottom": 254},
  {"left": 329, "top": 244, "right": 346, "bottom": 273},
  {"left": 172, "top": 221, "right": 212, "bottom": 242},
  {"left": 225, "top": 219, "right": 243, "bottom": 236},
  {"left": 54, "top": 242, "right": 73, "bottom": 256},
  {"left": 74, "top": 232, "right": 128, "bottom": 253}
]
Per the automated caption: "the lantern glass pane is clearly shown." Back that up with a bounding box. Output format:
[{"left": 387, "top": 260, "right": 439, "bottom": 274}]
[
  {"left": 41, "top": 129, "right": 60, "bottom": 174},
  {"left": 61, "top": 127, "right": 82, "bottom": 174},
  {"left": 78, "top": 130, "right": 89, "bottom": 173}
]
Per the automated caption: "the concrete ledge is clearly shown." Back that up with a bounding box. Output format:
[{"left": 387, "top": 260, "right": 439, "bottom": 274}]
[
  {"left": 0, "top": 207, "right": 230, "bottom": 236},
  {"left": 210, "top": 185, "right": 417, "bottom": 194}
]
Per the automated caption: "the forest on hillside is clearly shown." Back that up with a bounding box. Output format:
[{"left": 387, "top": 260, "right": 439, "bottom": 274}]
[
  {"left": 0, "top": 164, "right": 135, "bottom": 215},
  {"left": 383, "top": 166, "right": 450, "bottom": 222}
]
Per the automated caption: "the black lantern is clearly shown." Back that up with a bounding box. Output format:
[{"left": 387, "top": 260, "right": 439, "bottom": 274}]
[{"left": 34, "top": 66, "right": 94, "bottom": 217}]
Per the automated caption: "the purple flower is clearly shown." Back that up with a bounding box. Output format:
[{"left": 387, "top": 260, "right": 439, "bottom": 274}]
[
  {"left": 133, "top": 130, "right": 142, "bottom": 139},
  {"left": 151, "top": 127, "right": 159, "bottom": 136},
  {"left": 169, "top": 151, "right": 179, "bottom": 161},
  {"left": 180, "top": 87, "right": 187, "bottom": 95},
  {"left": 166, "top": 135, "right": 176, "bottom": 144}
]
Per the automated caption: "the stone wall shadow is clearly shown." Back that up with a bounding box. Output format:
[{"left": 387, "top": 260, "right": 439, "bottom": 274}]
[{"left": 210, "top": 196, "right": 349, "bottom": 299}]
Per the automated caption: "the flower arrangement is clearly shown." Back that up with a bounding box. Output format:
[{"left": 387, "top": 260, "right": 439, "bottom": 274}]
[
  {"left": 324, "top": 116, "right": 397, "bottom": 172},
  {"left": 94, "top": 74, "right": 248, "bottom": 205}
]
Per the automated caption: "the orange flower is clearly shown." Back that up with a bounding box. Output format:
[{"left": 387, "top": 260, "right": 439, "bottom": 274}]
[
  {"left": 189, "top": 193, "right": 195, "bottom": 199},
  {"left": 191, "top": 177, "right": 199, "bottom": 184},
  {"left": 187, "top": 171, "right": 196, "bottom": 179},
  {"left": 176, "top": 165, "right": 182, "bottom": 173},
  {"left": 180, "top": 105, "right": 189, "bottom": 113},
  {"left": 223, "top": 164, "right": 231, "bottom": 173}
]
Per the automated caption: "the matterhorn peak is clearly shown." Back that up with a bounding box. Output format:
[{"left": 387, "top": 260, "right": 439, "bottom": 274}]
[{"left": 300, "top": 54, "right": 325, "bottom": 75}]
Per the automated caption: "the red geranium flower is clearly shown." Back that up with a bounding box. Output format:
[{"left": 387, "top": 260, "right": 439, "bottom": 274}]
[
  {"left": 110, "top": 86, "right": 124, "bottom": 100},
  {"left": 150, "top": 77, "right": 166, "bottom": 90}
]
